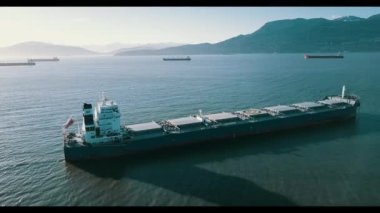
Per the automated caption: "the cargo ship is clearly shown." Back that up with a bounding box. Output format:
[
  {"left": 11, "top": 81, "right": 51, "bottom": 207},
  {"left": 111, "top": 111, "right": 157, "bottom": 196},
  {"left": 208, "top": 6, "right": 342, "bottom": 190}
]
[
  {"left": 63, "top": 86, "right": 360, "bottom": 162},
  {"left": 0, "top": 61, "right": 35, "bottom": 66},
  {"left": 304, "top": 54, "right": 344, "bottom": 59},
  {"left": 163, "top": 56, "right": 191, "bottom": 61},
  {"left": 28, "top": 57, "right": 59, "bottom": 62}
]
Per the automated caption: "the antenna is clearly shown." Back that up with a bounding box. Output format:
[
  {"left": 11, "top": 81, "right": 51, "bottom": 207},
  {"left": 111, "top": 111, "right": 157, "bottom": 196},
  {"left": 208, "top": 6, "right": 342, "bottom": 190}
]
[
  {"left": 341, "top": 85, "right": 346, "bottom": 98},
  {"left": 101, "top": 91, "right": 107, "bottom": 103}
]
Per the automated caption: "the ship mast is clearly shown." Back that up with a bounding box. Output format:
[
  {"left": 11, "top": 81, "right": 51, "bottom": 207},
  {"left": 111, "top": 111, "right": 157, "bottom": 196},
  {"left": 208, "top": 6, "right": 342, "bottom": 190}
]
[
  {"left": 342, "top": 85, "right": 346, "bottom": 98},
  {"left": 102, "top": 92, "right": 105, "bottom": 102}
]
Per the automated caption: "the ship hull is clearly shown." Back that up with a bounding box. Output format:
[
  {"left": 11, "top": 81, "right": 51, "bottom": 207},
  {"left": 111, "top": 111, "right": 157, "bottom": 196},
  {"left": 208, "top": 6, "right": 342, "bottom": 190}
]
[
  {"left": 0, "top": 62, "right": 35, "bottom": 66},
  {"left": 64, "top": 105, "right": 358, "bottom": 162},
  {"left": 305, "top": 55, "right": 344, "bottom": 59},
  {"left": 163, "top": 59, "right": 191, "bottom": 61}
]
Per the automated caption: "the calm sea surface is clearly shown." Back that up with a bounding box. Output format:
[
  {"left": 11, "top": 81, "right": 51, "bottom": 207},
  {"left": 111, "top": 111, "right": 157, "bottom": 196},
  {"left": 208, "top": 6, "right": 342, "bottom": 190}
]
[{"left": 0, "top": 53, "right": 379, "bottom": 206}]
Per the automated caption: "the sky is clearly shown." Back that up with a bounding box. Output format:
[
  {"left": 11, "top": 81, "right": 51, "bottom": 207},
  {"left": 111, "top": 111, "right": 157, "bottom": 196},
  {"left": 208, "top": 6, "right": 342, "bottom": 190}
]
[{"left": 0, "top": 7, "right": 380, "bottom": 47}]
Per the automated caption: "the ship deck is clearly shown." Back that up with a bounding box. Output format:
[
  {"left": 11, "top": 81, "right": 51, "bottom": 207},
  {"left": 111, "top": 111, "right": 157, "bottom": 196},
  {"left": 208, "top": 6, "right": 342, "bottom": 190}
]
[{"left": 115, "top": 96, "right": 356, "bottom": 142}]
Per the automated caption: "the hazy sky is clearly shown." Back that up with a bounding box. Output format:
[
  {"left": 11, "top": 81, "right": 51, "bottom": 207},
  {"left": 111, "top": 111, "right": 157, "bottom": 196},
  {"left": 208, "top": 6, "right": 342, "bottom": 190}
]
[{"left": 0, "top": 7, "right": 380, "bottom": 47}]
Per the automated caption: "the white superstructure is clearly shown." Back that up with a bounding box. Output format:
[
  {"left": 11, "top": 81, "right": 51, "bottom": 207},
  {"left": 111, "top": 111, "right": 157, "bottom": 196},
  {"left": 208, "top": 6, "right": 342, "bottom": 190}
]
[
  {"left": 81, "top": 93, "right": 122, "bottom": 144},
  {"left": 94, "top": 94, "right": 121, "bottom": 136}
]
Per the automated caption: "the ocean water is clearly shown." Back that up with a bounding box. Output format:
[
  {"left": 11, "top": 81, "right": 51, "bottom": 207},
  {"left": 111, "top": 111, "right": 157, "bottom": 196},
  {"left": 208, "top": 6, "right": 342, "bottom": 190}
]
[{"left": 0, "top": 53, "right": 379, "bottom": 206}]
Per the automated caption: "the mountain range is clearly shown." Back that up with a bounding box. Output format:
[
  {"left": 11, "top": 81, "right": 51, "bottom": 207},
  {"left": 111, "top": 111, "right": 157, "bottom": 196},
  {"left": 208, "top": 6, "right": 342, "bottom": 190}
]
[
  {"left": 0, "top": 41, "right": 185, "bottom": 57},
  {"left": 116, "top": 14, "right": 380, "bottom": 56},
  {"left": 0, "top": 42, "right": 97, "bottom": 57},
  {"left": 1, "top": 14, "right": 380, "bottom": 57},
  {"left": 82, "top": 42, "right": 184, "bottom": 54}
]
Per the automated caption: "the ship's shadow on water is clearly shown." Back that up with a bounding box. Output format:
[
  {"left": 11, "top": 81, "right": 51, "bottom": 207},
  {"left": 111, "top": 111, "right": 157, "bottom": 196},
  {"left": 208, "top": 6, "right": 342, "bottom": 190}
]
[{"left": 69, "top": 112, "right": 379, "bottom": 206}]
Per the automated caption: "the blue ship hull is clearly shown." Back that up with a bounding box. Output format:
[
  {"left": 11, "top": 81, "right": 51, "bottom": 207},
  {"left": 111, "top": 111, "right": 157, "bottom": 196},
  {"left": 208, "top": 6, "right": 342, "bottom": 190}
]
[{"left": 64, "top": 105, "right": 358, "bottom": 162}]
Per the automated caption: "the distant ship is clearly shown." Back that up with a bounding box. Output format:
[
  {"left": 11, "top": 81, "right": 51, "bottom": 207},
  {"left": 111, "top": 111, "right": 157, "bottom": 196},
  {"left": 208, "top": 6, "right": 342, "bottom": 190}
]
[
  {"left": 28, "top": 57, "right": 59, "bottom": 62},
  {"left": 163, "top": 56, "right": 191, "bottom": 61},
  {"left": 0, "top": 61, "right": 35, "bottom": 66},
  {"left": 63, "top": 86, "right": 360, "bottom": 162},
  {"left": 304, "top": 53, "right": 344, "bottom": 59}
]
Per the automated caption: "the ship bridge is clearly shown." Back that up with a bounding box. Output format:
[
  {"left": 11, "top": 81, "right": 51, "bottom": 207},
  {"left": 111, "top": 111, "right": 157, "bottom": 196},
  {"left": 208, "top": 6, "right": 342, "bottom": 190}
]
[
  {"left": 94, "top": 98, "right": 121, "bottom": 136},
  {"left": 81, "top": 93, "right": 122, "bottom": 144}
]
